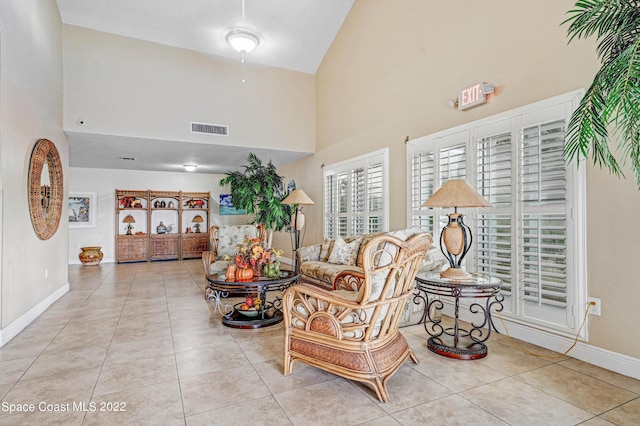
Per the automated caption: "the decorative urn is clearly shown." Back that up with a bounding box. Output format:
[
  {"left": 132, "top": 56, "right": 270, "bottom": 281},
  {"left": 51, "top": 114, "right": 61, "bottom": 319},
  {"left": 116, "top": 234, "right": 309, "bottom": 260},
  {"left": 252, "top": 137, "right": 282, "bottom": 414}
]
[{"left": 79, "top": 246, "right": 103, "bottom": 266}]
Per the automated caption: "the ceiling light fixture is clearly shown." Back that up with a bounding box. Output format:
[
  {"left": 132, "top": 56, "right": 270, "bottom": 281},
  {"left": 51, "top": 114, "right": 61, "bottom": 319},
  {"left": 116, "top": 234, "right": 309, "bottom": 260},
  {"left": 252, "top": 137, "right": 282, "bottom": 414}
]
[
  {"left": 183, "top": 164, "right": 197, "bottom": 172},
  {"left": 226, "top": 28, "right": 259, "bottom": 54},
  {"left": 225, "top": 0, "right": 259, "bottom": 83}
]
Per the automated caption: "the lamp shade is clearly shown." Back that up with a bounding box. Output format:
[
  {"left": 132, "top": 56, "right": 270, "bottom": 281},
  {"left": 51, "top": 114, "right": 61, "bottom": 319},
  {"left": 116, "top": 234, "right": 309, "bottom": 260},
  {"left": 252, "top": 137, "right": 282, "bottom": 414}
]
[
  {"left": 281, "top": 189, "right": 315, "bottom": 205},
  {"left": 123, "top": 214, "right": 136, "bottom": 223},
  {"left": 192, "top": 215, "right": 204, "bottom": 223},
  {"left": 422, "top": 180, "right": 491, "bottom": 208}
]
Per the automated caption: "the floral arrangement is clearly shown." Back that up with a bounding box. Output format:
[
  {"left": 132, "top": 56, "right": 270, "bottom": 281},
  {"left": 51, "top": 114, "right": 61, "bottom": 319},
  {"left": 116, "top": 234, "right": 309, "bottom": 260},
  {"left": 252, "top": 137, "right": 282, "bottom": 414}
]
[{"left": 226, "top": 236, "right": 283, "bottom": 277}]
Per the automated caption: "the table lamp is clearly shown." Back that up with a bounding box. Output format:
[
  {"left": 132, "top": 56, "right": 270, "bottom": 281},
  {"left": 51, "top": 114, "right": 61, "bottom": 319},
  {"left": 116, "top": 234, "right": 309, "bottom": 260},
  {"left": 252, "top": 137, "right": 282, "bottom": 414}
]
[
  {"left": 422, "top": 180, "right": 490, "bottom": 279},
  {"left": 192, "top": 215, "right": 204, "bottom": 233},
  {"left": 123, "top": 214, "right": 135, "bottom": 235},
  {"left": 281, "top": 189, "right": 315, "bottom": 273}
]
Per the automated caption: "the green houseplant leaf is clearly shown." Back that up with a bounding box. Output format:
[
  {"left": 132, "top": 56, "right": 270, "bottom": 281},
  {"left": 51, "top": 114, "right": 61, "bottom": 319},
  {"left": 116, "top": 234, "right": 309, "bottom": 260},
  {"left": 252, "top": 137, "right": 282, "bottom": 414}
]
[
  {"left": 563, "top": 0, "right": 640, "bottom": 188},
  {"left": 219, "top": 153, "right": 293, "bottom": 232}
]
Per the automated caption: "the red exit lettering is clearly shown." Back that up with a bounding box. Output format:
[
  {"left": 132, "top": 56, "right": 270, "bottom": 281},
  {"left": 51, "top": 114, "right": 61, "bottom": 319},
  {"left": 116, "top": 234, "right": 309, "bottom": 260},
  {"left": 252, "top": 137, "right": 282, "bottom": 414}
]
[{"left": 458, "top": 83, "right": 486, "bottom": 110}]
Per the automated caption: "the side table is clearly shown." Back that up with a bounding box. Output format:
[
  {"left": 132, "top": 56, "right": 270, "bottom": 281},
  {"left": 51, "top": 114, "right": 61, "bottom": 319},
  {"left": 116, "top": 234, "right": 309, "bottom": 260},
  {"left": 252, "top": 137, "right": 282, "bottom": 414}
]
[{"left": 414, "top": 271, "right": 503, "bottom": 360}]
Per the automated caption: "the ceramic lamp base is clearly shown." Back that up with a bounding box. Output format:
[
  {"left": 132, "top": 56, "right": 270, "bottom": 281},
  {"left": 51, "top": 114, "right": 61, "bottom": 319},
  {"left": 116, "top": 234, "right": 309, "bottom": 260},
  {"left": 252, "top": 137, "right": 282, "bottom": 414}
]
[{"left": 440, "top": 267, "right": 471, "bottom": 280}]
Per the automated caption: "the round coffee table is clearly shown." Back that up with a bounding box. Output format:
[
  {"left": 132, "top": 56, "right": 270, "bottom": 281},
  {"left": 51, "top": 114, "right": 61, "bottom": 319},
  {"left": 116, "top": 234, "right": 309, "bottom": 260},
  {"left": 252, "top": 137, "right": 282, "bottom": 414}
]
[{"left": 205, "top": 270, "right": 299, "bottom": 329}]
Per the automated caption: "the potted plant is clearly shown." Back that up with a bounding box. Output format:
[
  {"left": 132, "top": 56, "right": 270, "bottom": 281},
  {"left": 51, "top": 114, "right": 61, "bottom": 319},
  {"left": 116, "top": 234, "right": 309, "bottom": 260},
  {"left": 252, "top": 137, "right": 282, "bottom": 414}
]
[
  {"left": 219, "top": 153, "right": 293, "bottom": 246},
  {"left": 563, "top": 0, "right": 640, "bottom": 188}
]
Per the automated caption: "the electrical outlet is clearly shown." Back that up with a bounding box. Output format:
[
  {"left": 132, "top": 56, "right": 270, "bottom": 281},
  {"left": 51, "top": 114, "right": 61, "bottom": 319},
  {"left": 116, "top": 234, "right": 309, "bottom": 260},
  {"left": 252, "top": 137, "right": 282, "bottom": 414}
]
[
  {"left": 44, "top": 269, "right": 48, "bottom": 279},
  {"left": 587, "top": 297, "right": 601, "bottom": 316}
]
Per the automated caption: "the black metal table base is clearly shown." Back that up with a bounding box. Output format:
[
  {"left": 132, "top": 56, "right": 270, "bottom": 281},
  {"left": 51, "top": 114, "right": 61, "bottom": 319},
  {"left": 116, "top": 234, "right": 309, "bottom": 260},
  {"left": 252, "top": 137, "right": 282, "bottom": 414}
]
[
  {"left": 414, "top": 272, "right": 503, "bottom": 360},
  {"left": 427, "top": 335, "right": 487, "bottom": 360},
  {"left": 222, "top": 309, "right": 283, "bottom": 329}
]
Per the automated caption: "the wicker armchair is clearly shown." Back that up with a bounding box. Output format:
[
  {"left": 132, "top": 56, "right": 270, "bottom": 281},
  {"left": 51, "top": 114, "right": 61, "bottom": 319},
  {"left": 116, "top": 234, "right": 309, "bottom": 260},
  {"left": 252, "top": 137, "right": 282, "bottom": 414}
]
[
  {"left": 282, "top": 230, "right": 433, "bottom": 402},
  {"left": 201, "top": 224, "right": 265, "bottom": 275}
]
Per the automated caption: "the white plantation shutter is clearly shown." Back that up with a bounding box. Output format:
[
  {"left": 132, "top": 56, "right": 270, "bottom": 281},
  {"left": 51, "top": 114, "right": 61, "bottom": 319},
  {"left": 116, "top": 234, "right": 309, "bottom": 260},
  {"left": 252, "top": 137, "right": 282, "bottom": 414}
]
[
  {"left": 323, "top": 149, "right": 388, "bottom": 239},
  {"left": 407, "top": 90, "right": 585, "bottom": 334},
  {"left": 476, "top": 131, "right": 513, "bottom": 295},
  {"left": 409, "top": 151, "right": 436, "bottom": 234},
  {"left": 337, "top": 172, "right": 349, "bottom": 237},
  {"left": 521, "top": 120, "right": 567, "bottom": 204},
  {"left": 440, "top": 145, "right": 466, "bottom": 182},
  {"left": 519, "top": 120, "right": 570, "bottom": 324},
  {"left": 438, "top": 144, "right": 467, "bottom": 233},
  {"left": 351, "top": 168, "right": 366, "bottom": 235},
  {"left": 476, "top": 214, "right": 513, "bottom": 294},
  {"left": 367, "top": 162, "right": 384, "bottom": 233},
  {"left": 521, "top": 214, "right": 567, "bottom": 308},
  {"left": 408, "top": 132, "right": 469, "bottom": 237},
  {"left": 476, "top": 132, "right": 512, "bottom": 207},
  {"left": 323, "top": 174, "right": 335, "bottom": 238}
]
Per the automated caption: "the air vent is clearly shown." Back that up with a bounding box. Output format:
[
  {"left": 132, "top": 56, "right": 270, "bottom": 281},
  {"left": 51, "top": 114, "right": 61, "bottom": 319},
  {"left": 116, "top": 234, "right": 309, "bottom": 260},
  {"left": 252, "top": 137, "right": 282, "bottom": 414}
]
[{"left": 191, "top": 121, "right": 229, "bottom": 136}]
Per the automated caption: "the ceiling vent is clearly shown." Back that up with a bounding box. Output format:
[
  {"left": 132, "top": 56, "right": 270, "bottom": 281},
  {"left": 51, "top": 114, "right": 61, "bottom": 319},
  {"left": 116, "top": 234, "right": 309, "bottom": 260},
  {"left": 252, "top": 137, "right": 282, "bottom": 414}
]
[{"left": 191, "top": 121, "right": 229, "bottom": 136}]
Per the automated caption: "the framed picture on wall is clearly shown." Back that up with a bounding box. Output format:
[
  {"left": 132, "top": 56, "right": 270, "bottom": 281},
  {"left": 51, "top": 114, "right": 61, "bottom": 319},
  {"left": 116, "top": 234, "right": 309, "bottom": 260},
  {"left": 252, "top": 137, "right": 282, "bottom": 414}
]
[
  {"left": 220, "top": 194, "right": 246, "bottom": 215},
  {"left": 69, "top": 192, "right": 97, "bottom": 228}
]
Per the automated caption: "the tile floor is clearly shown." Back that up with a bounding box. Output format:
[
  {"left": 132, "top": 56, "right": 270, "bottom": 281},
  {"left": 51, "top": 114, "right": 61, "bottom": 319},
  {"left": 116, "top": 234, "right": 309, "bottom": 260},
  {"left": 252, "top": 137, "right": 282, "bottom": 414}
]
[{"left": 0, "top": 260, "right": 638, "bottom": 425}]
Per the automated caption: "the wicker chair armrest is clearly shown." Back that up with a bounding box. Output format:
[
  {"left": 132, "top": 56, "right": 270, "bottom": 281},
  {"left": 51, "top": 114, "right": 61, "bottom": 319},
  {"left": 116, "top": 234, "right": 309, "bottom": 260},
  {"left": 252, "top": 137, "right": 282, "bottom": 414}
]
[
  {"left": 208, "top": 225, "right": 220, "bottom": 257},
  {"left": 284, "top": 283, "right": 361, "bottom": 308},
  {"left": 201, "top": 251, "right": 218, "bottom": 275},
  {"left": 333, "top": 270, "right": 366, "bottom": 292}
]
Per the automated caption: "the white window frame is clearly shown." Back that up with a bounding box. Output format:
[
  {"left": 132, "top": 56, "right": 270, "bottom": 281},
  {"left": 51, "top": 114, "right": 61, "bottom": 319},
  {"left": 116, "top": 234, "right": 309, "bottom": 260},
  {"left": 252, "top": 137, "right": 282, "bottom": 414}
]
[
  {"left": 406, "top": 90, "right": 587, "bottom": 339},
  {"left": 323, "top": 148, "right": 389, "bottom": 239}
]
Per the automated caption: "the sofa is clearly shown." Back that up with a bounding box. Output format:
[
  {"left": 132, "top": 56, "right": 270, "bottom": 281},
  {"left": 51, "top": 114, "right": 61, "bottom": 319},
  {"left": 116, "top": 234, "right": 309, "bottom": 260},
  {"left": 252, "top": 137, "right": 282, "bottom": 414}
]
[{"left": 297, "top": 227, "right": 445, "bottom": 291}]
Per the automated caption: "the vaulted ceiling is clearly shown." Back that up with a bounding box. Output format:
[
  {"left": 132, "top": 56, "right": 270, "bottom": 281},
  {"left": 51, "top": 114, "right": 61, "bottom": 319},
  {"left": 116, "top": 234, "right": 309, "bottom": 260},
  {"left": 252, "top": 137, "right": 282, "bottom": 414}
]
[{"left": 56, "top": 0, "right": 354, "bottom": 172}]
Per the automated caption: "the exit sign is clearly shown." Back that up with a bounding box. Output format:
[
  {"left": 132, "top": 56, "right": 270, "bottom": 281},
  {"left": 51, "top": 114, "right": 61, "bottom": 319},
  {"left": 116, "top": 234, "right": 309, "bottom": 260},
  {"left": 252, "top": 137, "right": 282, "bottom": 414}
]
[{"left": 458, "top": 82, "right": 494, "bottom": 110}]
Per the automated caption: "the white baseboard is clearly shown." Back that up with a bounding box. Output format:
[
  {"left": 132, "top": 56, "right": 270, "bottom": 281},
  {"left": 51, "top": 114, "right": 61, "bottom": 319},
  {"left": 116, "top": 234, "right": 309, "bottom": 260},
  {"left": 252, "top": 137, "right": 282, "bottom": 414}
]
[
  {"left": 440, "top": 303, "right": 640, "bottom": 380},
  {"left": 0, "top": 283, "right": 69, "bottom": 347},
  {"left": 69, "top": 256, "right": 115, "bottom": 265},
  {"left": 491, "top": 318, "right": 640, "bottom": 380}
]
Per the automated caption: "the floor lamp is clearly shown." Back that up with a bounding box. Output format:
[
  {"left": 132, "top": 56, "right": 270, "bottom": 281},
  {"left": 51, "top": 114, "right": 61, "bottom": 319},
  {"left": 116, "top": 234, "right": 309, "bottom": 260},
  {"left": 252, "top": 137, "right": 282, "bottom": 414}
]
[
  {"left": 281, "top": 189, "right": 315, "bottom": 274},
  {"left": 422, "top": 180, "right": 491, "bottom": 280}
]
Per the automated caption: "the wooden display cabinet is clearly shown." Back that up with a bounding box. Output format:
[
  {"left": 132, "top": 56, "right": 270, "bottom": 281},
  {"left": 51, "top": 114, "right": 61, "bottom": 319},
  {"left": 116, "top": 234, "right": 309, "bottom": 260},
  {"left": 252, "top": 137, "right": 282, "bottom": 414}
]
[
  {"left": 180, "top": 191, "right": 210, "bottom": 259},
  {"left": 181, "top": 233, "right": 210, "bottom": 259},
  {"left": 115, "top": 190, "right": 149, "bottom": 263},
  {"left": 151, "top": 234, "right": 180, "bottom": 260},
  {"left": 150, "top": 191, "right": 180, "bottom": 261},
  {"left": 115, "top": 189, "right": 210, "bottom": 262},
  {"left": 116, "top": 235, "right": 148, "bottom": 262}
]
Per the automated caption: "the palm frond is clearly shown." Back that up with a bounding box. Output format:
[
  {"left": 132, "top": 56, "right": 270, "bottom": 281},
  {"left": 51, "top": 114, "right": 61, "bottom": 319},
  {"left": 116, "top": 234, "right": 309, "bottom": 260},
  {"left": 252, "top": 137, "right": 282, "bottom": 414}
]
[
  {"left": 563, "top": 0, "right": 640, "bottom": 188},
  {"left": 564, "top": 1, "right": 639, "bottom": 42}
]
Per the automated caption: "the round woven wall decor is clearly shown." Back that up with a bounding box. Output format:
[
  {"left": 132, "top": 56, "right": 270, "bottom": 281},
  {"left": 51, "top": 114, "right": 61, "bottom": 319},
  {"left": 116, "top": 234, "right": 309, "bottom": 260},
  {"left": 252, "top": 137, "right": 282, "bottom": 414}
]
[{"left": 28, "top": 139, "right": 64, "bottom": 240}]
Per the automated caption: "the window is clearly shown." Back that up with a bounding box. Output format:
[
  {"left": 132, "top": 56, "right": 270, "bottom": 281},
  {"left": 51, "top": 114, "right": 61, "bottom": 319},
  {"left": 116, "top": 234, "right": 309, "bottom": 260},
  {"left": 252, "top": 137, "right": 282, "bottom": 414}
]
[
  {"left": 408, "top": 131, "right": 468, "bottom": 236},
  {"left": 407, "top": 91, "right": 586, "bottom": 336},
  {"left": 323, "top": 149, "right": 389, "bottom": 239}
]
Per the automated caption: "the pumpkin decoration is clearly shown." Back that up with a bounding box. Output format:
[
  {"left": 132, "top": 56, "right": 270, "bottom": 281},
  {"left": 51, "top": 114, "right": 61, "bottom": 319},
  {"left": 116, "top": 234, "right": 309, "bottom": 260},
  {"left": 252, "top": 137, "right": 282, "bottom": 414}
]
[
  {"left": 235, "top": 267, "right": 253, "bottom": 281},
  {"left": 225, "top": 264, "right": 237, "bottom": 280}
]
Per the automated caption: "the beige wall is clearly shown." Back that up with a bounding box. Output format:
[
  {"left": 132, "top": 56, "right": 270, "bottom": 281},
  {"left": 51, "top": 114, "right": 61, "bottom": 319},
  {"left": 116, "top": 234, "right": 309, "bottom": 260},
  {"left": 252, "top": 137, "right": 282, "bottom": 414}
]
[
  {"left": 62, "top": 25, "right": 315, "bottom": 154},
  {"left": 278, "top": 0, "right": 640, "bottom": 359},
  {"left": 0, "top": 0, "right": 69, "bottom": 329}
]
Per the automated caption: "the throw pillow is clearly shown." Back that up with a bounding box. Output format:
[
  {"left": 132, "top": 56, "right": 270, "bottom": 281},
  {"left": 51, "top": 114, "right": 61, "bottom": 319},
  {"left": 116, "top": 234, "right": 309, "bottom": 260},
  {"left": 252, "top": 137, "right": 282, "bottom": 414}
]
[
  {"left": 319, "top": 239, "right": 334, "bottom": 262},
  {"left": 327, "top": 237, "right": 361, "bottom": 265}
]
